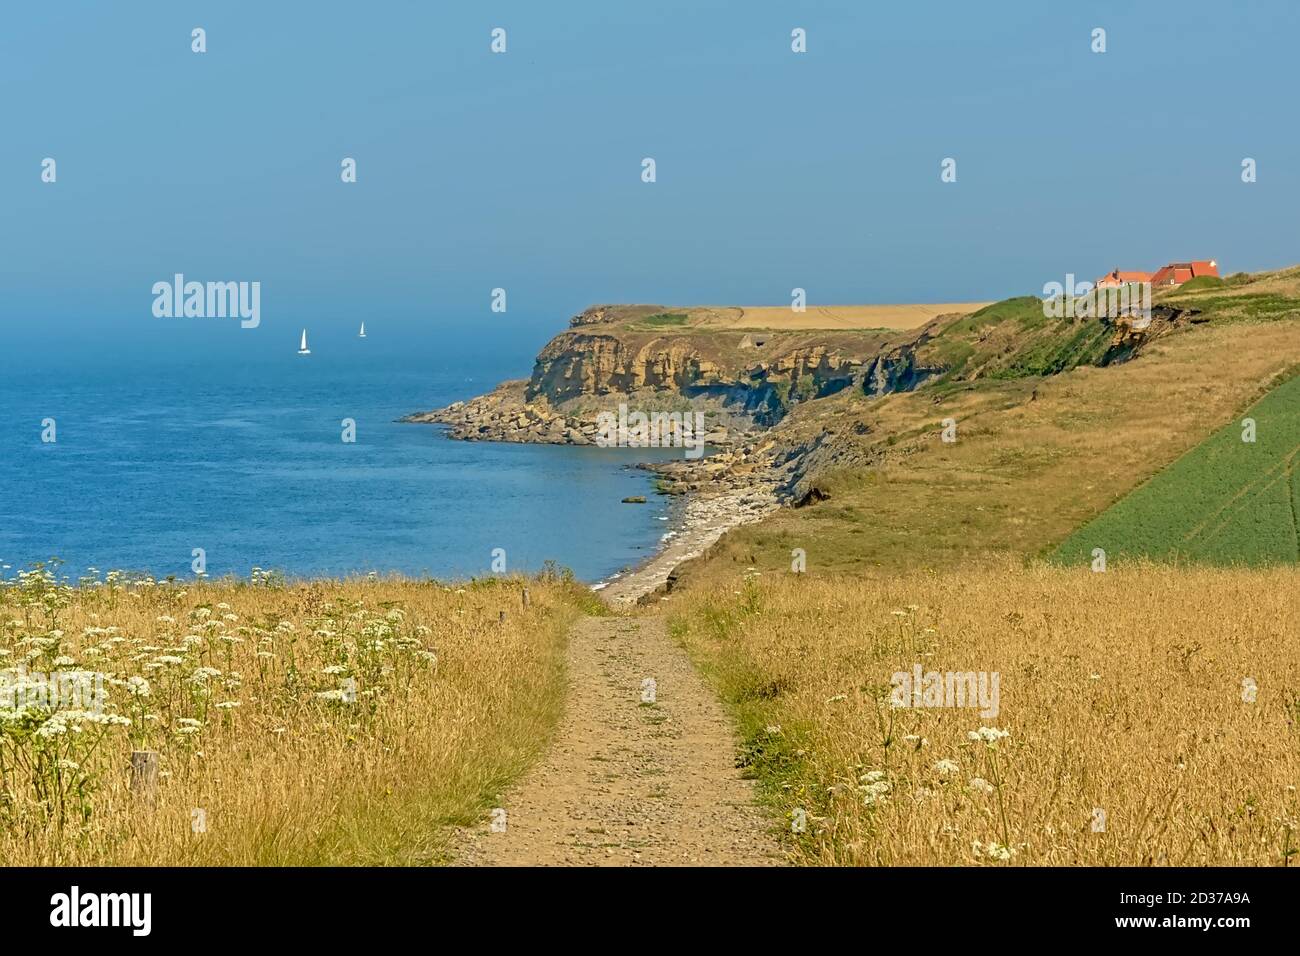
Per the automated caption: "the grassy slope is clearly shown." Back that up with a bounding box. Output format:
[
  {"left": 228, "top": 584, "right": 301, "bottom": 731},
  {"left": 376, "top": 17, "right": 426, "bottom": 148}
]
[
  {"left": 672, "top": 272, "right": 1300, "bottom": 588},
  {"left": 916, "top": 295, "right": 1118, "bottom": 383},
  {"left": 1054, "top": 370, "right": 1300, "bottom": 566},
  {"left": 0, "top": 574, "right": 600, "bottom": 865}
]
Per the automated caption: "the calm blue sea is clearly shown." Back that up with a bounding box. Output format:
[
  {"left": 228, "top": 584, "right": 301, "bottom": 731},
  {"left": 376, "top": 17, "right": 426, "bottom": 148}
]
[{"left": 0, "top": 333, "right": 680, "bottom": 583}]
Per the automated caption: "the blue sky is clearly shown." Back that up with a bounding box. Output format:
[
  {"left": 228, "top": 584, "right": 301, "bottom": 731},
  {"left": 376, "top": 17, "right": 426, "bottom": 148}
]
[{"left": 1, "top": 0, "right": 1295, "bottom": 359}]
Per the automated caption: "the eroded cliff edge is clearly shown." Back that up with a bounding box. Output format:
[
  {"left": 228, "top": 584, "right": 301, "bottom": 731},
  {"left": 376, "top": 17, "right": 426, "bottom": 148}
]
[
  {"left": 402, "top": 299, "right": 1180, "bottom": 503},
  {"left": 402, "top": 304, "right": 947, "bottom": 448}
]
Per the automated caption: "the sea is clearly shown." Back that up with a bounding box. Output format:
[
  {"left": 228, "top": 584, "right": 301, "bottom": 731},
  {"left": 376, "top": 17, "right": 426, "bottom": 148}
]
[{"left": 0, "top": 328, "right": 683, "bottom": 584}]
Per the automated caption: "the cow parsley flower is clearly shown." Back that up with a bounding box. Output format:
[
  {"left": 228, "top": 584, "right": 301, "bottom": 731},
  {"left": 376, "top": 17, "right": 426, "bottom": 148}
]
[
  {"left": 968, "top": 726, "right": 1010, "bottom": 745},
  {"left": 861, "top": 779, "right": 891, "bottom": 806},
  {"left": 974, "top": 841, "right": 1015, "bottom": 862}
]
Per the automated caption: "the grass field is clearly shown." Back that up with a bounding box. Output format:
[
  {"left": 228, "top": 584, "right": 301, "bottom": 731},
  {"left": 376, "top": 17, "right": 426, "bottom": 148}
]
[
  {"left": 665, "top": 563, "right": 1300, "bottom": 865},
  {"left": 1054, "top": 370, "right": 1300, "bottom": 567},
  {"left": 634, "top": 312, "right": 689, "bottom": 329},
  {"left": 0, "top": 567, "right": 593, "bottom": 865}
]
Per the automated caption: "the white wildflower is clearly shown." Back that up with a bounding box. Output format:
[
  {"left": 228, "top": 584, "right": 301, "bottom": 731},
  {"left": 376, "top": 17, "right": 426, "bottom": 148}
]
[{"left": 967, "top": 726, "right": 1010, "bottom": 745}]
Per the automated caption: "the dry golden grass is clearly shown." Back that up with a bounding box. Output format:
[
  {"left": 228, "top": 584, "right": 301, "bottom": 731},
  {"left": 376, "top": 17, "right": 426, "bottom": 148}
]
[
  {"left": 686, "top": 303, "right": 991, "bottom": 331},
  {"left": 0, "top": 571, "right": 589, "bottom": 865},
  {"left": 666, "top": 562, "right": 1300, "bottom": 866}
]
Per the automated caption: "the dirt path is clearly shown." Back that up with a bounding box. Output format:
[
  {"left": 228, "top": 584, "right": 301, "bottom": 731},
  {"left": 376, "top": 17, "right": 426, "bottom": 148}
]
[{"left": 455, "top": 614, "right": 783, "bottom": 866}]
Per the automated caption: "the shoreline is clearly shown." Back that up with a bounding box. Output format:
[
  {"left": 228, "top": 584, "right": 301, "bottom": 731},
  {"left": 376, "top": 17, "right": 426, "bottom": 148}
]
[
  {"left": 402, "top": 416, "right": 785, "bottom": 605},
  {"left": 594, "top": 482, "right": 779, "bottom": 606}
]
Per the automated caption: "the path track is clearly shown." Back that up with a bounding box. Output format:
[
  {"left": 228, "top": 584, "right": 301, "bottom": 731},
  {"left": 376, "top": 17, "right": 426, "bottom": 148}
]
[{"left": 455, "top": 614, "right": 783, "bottom": 866}]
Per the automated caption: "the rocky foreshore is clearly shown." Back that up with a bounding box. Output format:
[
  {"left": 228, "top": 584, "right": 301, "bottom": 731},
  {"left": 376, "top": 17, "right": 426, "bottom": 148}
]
[
  {"left": 401, "top": 379, "right": 750, "bottom": 448},
  {"left": 400, "top": 380, "right": 596, "bottom": 444},
  {"left": 402, "top": 380, "right": 795, "bottom": 602},
  {"left": 596, "top": 484, "right": 780, "bottom": 605}
]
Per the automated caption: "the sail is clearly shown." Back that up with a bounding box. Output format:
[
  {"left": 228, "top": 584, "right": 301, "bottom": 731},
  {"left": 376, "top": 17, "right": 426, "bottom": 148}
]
[{"left": 300, "top": 329, "right": 308, "bottom": 351}]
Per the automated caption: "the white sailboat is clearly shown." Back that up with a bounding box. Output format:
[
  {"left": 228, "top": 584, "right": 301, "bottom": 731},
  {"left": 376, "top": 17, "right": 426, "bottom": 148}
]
[
  {"left": 358, "top": 322, "right": 366, "bottom": 338},
  {"left": 297, "top": 329, "right": 311, "bottom": 355}
]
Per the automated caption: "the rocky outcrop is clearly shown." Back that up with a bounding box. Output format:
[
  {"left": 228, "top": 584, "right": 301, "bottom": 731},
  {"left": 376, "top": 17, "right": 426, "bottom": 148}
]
[
  {"left": 401, "top": 380, "right": 600, "bottom": 445},
  {"left": 527, "top": 333, "right": 721, "bottom": 402},
  {"left": 402, "top": 378, "right": 749, "bottom": 448},
  {"left": 861, "top": 334, "right": 944, "bottom": 397}
]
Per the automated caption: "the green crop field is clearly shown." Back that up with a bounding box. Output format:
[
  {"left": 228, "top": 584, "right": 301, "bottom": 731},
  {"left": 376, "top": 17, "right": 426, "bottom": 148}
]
[
  {"left": 1053, "top": 370, "right": 1300, "bottom": 566},
  {"left": 636, "top": 312, "right": 689, "bottom": 328}
]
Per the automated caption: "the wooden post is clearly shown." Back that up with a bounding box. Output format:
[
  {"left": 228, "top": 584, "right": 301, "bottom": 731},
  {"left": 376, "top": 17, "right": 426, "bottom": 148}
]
[
  {"left": 522, "top": 588, "right": 531, "bottom": 610},
  {"left": 130, "top": 750, "right": 158, "bottom": 798},
  {"left": 498, "top": 610, "right": 506, "bottom": 625}
]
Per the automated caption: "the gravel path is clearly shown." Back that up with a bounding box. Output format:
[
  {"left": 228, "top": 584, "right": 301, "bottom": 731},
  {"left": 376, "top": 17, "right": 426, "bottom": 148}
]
[{"left": 454, "top": 614, "right": 783, "bottom": 866}]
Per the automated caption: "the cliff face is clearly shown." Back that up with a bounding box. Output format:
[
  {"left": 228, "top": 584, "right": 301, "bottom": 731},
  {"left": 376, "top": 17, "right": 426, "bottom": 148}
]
[
  {"left": 525, "top": 326, "right": 901, "bottom": 427},
  {"left": 527, "top": 333, "right": 720, "bottom": 402},
  {"left": 404, "top": 298, "right": 1179, "bottom": 452},
  {"left": 861, "top": 334, "right": 946, "bottom": 397}
]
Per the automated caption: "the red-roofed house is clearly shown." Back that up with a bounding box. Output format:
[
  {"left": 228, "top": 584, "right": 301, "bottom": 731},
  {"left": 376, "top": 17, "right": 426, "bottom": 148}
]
[
  {"left": 1149, "top": 259, "right": 1219, "bottom": 288},
  {"left": 1095, "top": 269, "right": 1152, "bottom": 288}
]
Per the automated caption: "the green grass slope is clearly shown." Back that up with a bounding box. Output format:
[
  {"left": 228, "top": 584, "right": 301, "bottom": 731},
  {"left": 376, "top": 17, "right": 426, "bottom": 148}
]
[{"left": 1053, "top": 369, "right": 1300, "bottom": 566}]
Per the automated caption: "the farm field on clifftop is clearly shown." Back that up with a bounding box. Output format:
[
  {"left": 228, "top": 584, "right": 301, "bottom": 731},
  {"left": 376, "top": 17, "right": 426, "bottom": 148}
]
[
  {"left": 690, "top": 303, "right": 993, "bottom": 331},
  {"left": 1053, "top": 369, "right": 1300, "bottom": 567}
]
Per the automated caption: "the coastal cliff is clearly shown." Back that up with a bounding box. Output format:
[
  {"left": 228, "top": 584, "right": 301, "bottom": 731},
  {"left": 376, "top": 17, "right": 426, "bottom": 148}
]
[
  {"left": 401, "top": 293, "right": 1211, "bottom": 600},
  {"left": 403, "top": 297, "right": 1170, "bottom": 460},
  {"left": 402, "top": 304, "right": 949, "bottom": 446}
]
